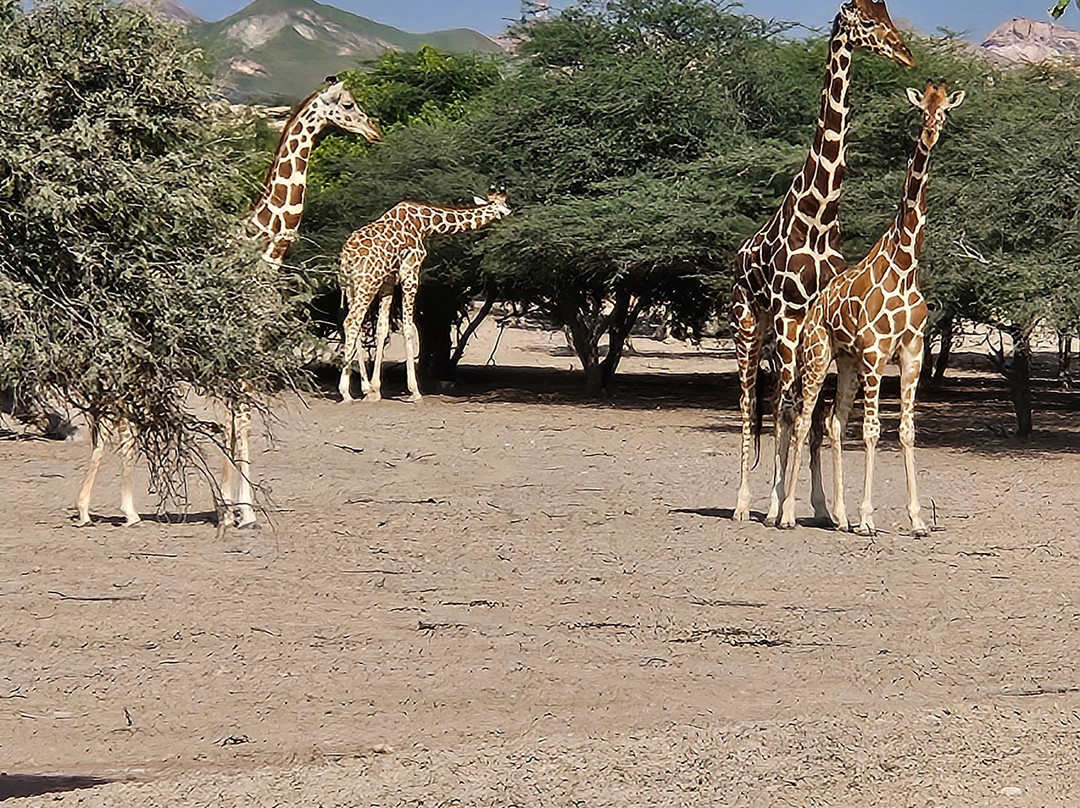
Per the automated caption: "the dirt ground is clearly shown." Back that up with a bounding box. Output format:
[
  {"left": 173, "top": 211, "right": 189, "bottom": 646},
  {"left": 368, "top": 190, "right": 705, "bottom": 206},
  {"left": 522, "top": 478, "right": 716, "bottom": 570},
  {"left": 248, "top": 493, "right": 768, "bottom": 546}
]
[{"left": 3, "top": 323, "right": 1080, "bottom": 807}]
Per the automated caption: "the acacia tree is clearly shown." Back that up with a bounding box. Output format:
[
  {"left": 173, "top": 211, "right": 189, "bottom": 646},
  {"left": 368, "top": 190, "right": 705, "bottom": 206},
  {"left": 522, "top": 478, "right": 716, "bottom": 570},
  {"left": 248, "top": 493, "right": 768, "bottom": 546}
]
[
  {"left": 462, "top": 0, "right": 790, "bottom": 394},
  {"left": 298, "top": 47, "right": 503, "bottom": 388},
  {"left": 0, "top": 0, "right": 304, "bottom": 503}
]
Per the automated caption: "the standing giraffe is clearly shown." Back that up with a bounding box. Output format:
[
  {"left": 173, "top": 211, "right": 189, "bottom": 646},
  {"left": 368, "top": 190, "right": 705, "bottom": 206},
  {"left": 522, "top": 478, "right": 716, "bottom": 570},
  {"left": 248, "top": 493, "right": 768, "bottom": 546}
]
[
  {"left": 731, "top": 0, "right": 914, "bottom": 525},
  {"left": 76, "top": 78, "right": 380, "bottom": 528},
  {"left": 338, "top": 189, "right": 511, "bottom": 403},
  {"left": 779, "top": 82, "right": 965, "bottom": 536}
]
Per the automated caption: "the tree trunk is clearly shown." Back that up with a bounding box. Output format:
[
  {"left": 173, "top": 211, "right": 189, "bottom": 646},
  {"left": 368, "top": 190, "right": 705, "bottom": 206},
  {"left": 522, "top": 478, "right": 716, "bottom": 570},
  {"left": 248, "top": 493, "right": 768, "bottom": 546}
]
[
  {"left": 415, "top": 284, "right": 456, "bottom": 389},
  {"left": 600, "top": 290, "right": 647, "bottom": 389},
  {"left": 932, "top": 314, "right": 954, "bottom": 383},
  {"left": 1008, "top": 326, "right": 1033, "bottom": 437},
  {"left": 448, "top": 290, "right": 497, "bottom": 371},
  {"left": 1057, "top": 333, "right": 1072, "bottom": 379},
  {"left": 557, "top": 296, "right": 604, "bottom": 397}
]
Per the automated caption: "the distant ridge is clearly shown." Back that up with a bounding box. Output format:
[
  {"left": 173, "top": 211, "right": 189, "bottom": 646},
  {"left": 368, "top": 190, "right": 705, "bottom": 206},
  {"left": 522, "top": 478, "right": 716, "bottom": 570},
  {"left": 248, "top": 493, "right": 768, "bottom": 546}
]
[
  {"left": 123, "top": 0, "right": 202, "bottom": 24},
  {"left": 188, "top": 0, "right": 502, "bottom": 102},
  {"left": 981, "top": 17, "right": 1080, "bottom": 65}
]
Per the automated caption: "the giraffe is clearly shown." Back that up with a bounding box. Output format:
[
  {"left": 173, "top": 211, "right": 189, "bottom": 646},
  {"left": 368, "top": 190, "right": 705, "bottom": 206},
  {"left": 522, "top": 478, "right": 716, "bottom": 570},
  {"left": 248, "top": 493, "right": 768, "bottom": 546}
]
[
  {"left": 731, "top": 0, "right": 914, "bottom": 526},
  {"left": 338, "top": 189, "right": 511, "bottom": 403},
  {"left": 778, "top": 82, "right": 965, "bottom": 536},
  {"left": 76, "top": 77, "right": 380, "bottom": 528}
]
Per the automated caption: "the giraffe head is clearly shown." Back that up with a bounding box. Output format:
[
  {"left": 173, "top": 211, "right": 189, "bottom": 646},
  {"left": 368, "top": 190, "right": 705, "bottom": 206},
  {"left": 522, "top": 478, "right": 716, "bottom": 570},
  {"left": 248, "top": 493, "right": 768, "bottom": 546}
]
[
  {"left": 471, "top": 188, "right": 512, "bottom": 219},
  {"left": 905, "top": 81, "right": 965, "bottom": 148},
  {"left": 311, "top": 75, "right": 381, "bottom": 142},
  {"left": 838, "top": 0, "right": 915, "bottom": 67}
]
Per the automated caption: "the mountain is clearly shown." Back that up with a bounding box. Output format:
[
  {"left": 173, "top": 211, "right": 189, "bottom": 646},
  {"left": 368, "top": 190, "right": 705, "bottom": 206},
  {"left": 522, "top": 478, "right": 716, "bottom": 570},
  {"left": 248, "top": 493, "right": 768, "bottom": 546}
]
[
  {"left": 190, "top": 0, "right": 503, "bottom": 102},
  {"left": 981, "top": 17, "right": 1080, "bottom": 65},
  {"left": 123, "top": 0, "right": 202, "bottom": 25}
]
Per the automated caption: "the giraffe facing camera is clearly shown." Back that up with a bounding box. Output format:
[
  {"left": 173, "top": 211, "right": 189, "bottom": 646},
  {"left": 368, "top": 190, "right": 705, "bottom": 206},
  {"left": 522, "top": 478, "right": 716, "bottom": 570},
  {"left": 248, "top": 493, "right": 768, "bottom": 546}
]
[
  {"left": 779, "top": 82, "right": 965, "bottom": 537},
  {"left": 730, "top": 0, "right": 914, "bottom": 527}
]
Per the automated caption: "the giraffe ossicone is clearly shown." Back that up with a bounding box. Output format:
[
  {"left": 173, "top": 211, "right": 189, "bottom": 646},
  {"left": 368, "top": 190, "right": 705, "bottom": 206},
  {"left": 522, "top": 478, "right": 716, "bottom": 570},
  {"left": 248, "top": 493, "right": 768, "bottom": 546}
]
[
  {"left": 730, "top": 0, "right": 914, "bottom": 526},
  {"left": 75, "top": 80, "right": 380, "bottom": 529},
  {"left": 338, "top": 189, "right": 512, "bottom": 404},
  {"left": 779, "top": 82, "right": 965, "bottom": 536}
]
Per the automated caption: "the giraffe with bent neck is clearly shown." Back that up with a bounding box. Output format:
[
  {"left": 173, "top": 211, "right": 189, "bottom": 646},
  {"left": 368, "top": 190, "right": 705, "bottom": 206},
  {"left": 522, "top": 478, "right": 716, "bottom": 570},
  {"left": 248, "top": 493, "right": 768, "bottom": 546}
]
[
  {"left": 76, "top": 78, "right": 380, "bottom": 528},
  {"left": 731, "top": 0, "right": 914, "bottom": 526},
  {"left": 779, "top": 82, "right": 965, "bottom": 536},
  {"left": 338, "top": 190, "right": 511, "bottom": 403}
]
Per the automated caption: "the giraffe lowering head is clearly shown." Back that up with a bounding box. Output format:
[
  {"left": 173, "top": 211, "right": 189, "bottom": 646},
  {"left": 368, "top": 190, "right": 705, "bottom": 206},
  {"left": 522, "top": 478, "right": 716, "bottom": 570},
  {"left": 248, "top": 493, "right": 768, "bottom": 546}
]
[
  {"left": 906, "top": 81, "right": 966, "bottom": 148},
  {"left": 314, "top": 75, "right": 382, "bottom": 142},
  {"left": 472, "top": 187, "right": 512, "bottom": 220},
  {"left": 838, "top": 0, "right": 915, "bottom": 67}
]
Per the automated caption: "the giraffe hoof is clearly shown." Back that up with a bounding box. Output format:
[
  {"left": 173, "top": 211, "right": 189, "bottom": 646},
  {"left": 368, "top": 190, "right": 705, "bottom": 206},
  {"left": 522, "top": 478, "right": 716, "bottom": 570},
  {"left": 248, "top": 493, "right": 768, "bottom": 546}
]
[
  {"left": 236, "top": 520, "right": 262, "bottom": 531},
  {"left": 911, "top": 527, "right": 930, "bottom": 539},
  {"left": 854, "top": 525, "right": 878, "bottom": 537},
  {"left": 732, "top": 508, "right": 751, "bottom": 522},
  {"left": 74, "top": 517, "right": 93, "bottom": 528},
  {"left": 123, "top": 519, "right": 142, "bottom": 528},
  {"left": 777, "top": 520, "right": 796, "bottom": 531}
]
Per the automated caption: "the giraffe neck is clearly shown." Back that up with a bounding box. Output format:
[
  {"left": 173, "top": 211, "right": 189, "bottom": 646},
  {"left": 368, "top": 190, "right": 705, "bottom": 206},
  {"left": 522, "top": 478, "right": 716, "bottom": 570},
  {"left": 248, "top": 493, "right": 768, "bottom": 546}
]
[
  {"left": 420, "top": 204, "right": 502, "bottom": 236},
  {"left": 891, "top": 137, "right": 933, "bottom": 268},
  {"left": 249, "top": 102, "right": 326, "bottom": 245},
  {"left": 789, "top": 18, "right": 853, "bottom": 232}
]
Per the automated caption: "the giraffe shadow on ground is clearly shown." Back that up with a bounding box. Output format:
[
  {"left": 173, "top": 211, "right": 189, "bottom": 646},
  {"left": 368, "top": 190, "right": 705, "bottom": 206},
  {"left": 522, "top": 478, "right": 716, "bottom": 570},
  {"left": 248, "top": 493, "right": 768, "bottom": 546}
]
[
  {"left": 77, "top": 511, "right": 220, "bottom": 528},
  {"left": 309, "top": 354, "right": 1080, "bottom": 455},
  {"left": 670, "top": 507, "right": 836, "bottom": 529},
  {"left": 0, "top": 774, "right": 112, "bottom": 800}
]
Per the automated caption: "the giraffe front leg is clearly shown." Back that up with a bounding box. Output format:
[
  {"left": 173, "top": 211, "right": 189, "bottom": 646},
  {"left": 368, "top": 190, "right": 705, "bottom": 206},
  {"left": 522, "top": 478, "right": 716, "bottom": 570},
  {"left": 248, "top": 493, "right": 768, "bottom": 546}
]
[
  {"left": 767, "top": 317, "right": 800, "bottom": 526},
  {"left": 75, "top": 418, "right": 107, "bottom": 527},
  {"left": 368, "top": 289, "right": 393, "bottom": 402},
  {"left": 898, "top": 336, "right": 929, "bottom": 537},
  {"left": 827, "top": 357, "right": 859, "bottom": 532},
  {"left": 856, "top": 360, "right": 886, "bottom": 536},
  {"left": 339, "top": 283, "right": 378, "bottom": 404},
  {"left": 399, "top": 270, "right": 422, "bottom": 402},
  {"left": 117, "top": 418, "right": 141, "bottom": 527},
  {"left": 732, "top": 293, "right": 762, "bottom": 521},
  {"left": 808, "top": 394, "right": 831, "bottom": 523},
  {"left": 780, "top": 329, "right": 831, "bottom": 530},
  {"left": 232, "top": 401, "right": 257, "bottom": 529}
]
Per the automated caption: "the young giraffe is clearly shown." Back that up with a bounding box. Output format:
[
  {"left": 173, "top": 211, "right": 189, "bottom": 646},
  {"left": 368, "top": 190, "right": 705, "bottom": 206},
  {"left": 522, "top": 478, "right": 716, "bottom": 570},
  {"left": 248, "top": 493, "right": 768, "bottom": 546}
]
[
  {"left": 338, "top": 190, "right": 511, "bottom": 403},
  {"left": 779, "top": 82, "right": 965, "bottom": 536},
  {"left": 731, "top": 0, "right": 914, "bottom": 526},
  {"left": 76, "top": 78, "right": 380, "bottom": 528}
]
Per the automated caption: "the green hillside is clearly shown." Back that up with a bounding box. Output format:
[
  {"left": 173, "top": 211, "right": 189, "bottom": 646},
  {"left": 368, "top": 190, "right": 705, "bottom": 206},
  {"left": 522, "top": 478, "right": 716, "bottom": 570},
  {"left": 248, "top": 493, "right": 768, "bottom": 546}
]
[{"left": 192, "top": 0, "right": 503, "bottom": 102}]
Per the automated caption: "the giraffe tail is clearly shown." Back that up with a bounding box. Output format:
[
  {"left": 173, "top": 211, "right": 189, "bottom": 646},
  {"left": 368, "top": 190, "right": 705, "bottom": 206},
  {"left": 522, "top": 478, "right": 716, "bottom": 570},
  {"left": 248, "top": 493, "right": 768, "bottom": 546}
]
[{"left": 750, "top": 346, "right": 778, "bottom": 470}]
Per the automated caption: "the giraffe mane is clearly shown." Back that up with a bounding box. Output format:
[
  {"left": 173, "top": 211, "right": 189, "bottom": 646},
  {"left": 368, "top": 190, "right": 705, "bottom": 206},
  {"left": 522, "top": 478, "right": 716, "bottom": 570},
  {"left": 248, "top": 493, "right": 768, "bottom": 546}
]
[{"left": 253, "top": 88, "right": 322, "bottom": 204}]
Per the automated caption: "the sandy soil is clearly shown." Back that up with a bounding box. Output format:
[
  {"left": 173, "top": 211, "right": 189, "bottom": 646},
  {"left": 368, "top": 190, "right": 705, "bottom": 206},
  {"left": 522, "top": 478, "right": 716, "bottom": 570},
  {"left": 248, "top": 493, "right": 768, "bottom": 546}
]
[{"left": 3, "top": 323, "right": 1080, "bottom": 807}]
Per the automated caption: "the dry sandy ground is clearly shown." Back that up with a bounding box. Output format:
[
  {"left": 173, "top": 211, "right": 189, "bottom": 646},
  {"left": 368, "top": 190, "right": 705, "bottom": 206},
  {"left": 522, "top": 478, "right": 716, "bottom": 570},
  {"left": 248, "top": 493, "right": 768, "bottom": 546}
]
[{"left": 3, "top": 325, "right": 1080, "bottom": 807}]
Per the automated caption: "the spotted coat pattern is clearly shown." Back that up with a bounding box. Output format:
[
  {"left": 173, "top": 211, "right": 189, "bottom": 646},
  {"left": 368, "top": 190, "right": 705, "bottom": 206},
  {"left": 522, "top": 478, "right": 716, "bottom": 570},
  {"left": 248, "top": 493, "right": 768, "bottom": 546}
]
[
  {"left": 76, "top": 80, "right": 379, "bottom": 529},
  {"left": 780, "top": 83, "right": 965, "bottom": 537},
  {"left": 731, "top": 0, "right": 914, "bottom": 525},
  {"left": 338, "top": 191, "right": 511, "bottom": 403}
]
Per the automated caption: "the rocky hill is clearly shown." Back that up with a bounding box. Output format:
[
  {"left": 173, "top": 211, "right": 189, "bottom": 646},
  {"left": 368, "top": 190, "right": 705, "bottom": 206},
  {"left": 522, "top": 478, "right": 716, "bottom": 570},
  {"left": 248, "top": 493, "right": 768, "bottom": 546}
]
[
  {"left": 128, "top": 0, "right": 502, "bottom": 102},
  {"left": 981, "top": 17, "right": 1080, "bottom": 65},
  {"left": 123, "top": 0, "right": 203, "bottom": 24}
]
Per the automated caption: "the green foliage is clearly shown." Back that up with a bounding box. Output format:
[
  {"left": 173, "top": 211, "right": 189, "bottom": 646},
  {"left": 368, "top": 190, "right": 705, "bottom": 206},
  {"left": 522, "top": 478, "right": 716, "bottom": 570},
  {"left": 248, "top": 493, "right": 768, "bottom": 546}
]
[
  {"left": 0, "top": 0, "right": 305, "bottom": 499},
  {"left": 1049, "top": 0, "right": 1077, "bottom": 19},
  {"left": 343, "top": 46, "right": 502, "bottom": 130}
]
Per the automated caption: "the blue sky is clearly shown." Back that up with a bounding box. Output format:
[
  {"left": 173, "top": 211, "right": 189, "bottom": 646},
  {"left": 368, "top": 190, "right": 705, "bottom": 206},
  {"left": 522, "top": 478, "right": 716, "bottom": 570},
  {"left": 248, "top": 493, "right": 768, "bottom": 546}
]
[{"left": 180, "top": 1, "right": 1070, "bottom": 41}]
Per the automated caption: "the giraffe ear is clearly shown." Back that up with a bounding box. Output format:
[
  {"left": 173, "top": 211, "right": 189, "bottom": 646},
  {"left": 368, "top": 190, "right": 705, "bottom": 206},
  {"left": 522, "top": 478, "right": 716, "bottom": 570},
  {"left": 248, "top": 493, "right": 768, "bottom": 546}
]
[
  {"left": 325, "top": 74, "right": 339, "bottom": 85},
  {"left": 473, "top": 196, "right": 488, "bottom": 206},
  {"left": 905, "top": 87, "right": 923, "bottom": 108},
  {"left": 945, "top": 90, "right": 966, "bottom": 110}
]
